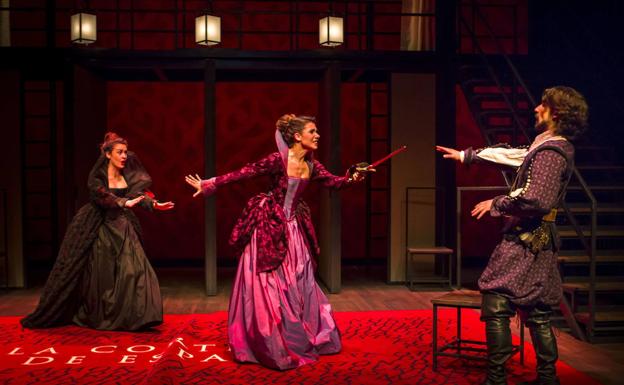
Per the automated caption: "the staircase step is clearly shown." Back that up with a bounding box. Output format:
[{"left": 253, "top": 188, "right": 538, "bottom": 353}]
[
  {"left": 558, "top": 254, "right": 624, "bottom": 264},
  {"left": 559, "top": 227, "right": 624, "bottom": 238},
  {"left": 458, "top": 65, "right": 489, "bottom": 78},
  {"left": 478, "top": 109, "right": 516, "bottom": 118},
  {"left": 471, "top": 93, "right": 530, "bottom": 103},
  {"left": 484, "top": 133, "right": 531, "bottom": 144},
  {"left": 462, "top": 79, "right": 524, "bottom": 94},
  {"left": 461, "top": 78, "right": 494, "bottom": 89},
  {"left": 563, "top": 281, "right": 624, "bottom": 293},
  {"left": 478, "top": 112, "right": 527, "bottom": 125},
  {"left": 471, "top": 97, "right": 530, "bottom": 111},
  {"left": 478, "top": 104, "right": 529, "bottom": 113},
  {"left": 574, "top": 145, "right": 617, "bottom": 161},
  {"left": 575, "top": 311, "right": 624, "bottom": 324},
  {"left": 560, "top": 204, "right": 624, "bottom": 214},
  {"left": 577, "top": 164, "right": 624, "bottom": 172},
  {"left": 576, "top": 145, "right": 615, "bottom": 151},
  {"left": 484, "top": 126, "right": 518, "bottom": 133},
  {"left": 567, "top": 185, "right": 624, "bottom": 191}
]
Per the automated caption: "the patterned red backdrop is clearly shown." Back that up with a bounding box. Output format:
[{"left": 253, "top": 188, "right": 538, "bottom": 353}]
[
  {"left": 107, "top": 82, "right": 205, "bottom": 262},
  {"left": 107, "top": 82, "right": 367, "bottom": 263}
]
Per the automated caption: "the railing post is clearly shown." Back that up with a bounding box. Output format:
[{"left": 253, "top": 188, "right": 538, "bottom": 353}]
[{"left": 589, "top": 195, "right": 597, "bottom": 341}]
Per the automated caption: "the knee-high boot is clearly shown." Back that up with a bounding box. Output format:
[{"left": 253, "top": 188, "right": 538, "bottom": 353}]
[
  {"left": 518, "top": 305, "right": 560, "bottom": 385},
  {"left": 481, "top": 293, "right": 516, "bottom": 385}
]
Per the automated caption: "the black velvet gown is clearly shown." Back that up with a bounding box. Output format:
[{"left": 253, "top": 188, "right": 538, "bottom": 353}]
[
  {"left": 21, "top": 153, "right": 163, "bottom": 331},
  {"left": 72, "top": 187, "right": 162, "bottom": 330}
]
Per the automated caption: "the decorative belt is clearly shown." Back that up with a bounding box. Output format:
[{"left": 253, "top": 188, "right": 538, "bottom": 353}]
[
  {"left": 504, "top": 209, "right": 558, "bottom": 253},
  {"left": 542, "top": 208, "right": 557, "bottom": 222}
]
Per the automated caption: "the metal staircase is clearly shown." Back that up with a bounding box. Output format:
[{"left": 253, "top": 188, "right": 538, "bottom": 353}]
[
  {"left": 457, "top": 2, "right": 624, "bottom": 342},
  {"left": 558, "top": 145, "right": 624, "bottom": 342}
]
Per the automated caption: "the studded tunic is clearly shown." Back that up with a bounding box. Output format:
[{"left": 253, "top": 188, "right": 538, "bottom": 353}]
[{"left": 465, "top": 139, "right": 574, "bottom": 306}]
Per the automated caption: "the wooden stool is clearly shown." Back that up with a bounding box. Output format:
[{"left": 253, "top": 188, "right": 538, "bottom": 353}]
[
  {"left": 431, "top": 290, "right": 525, "bottom": 371},
  {"left": 406, "top": 247, "right": 454, "bottom": 290}
]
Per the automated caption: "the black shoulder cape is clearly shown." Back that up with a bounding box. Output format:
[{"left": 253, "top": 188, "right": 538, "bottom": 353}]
[{"left": 20, "top": 152, "right": 152, "bottom": 328}]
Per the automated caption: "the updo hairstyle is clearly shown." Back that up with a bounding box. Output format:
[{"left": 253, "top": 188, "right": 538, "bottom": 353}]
[
  {"left": 100, "top": 132, "right": 128, "bottom": 155},
  {"left": 276, "top": 114, "right": 316, "bottom": 148}
]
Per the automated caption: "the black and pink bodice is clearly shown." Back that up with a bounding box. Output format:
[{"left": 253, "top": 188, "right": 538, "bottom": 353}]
[
  {"left": 284, "top": 177, "right": 309, "bottom": 219},
  {"left": 199, "top": 130, "right": 351, "bottom": 273}
]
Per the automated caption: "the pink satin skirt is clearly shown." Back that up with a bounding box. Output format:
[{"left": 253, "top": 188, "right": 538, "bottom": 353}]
[{"left": 227, "top": 217, "right": 341, "bottom": 370}]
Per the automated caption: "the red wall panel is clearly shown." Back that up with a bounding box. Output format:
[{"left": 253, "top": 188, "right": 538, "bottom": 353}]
[
  {"left": 107, "top": 82, "right": 204, "bottom": 261},
  {"left": 106, "top": 81, "right": 369, "bottom": 262}
]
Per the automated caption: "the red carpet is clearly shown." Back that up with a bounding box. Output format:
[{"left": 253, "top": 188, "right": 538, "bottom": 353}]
[{"left": 0, "top": 310, "right": 599, "bottom": 385}]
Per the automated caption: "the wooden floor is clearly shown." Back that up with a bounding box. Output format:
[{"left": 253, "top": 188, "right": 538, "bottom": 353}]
[{"left": 2, "top": 266, "right": 624, "bottom": 385}]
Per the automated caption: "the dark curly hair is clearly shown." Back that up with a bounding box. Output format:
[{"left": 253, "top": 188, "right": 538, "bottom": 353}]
[
  {"left": 541, "top": 86, "right": 588, "bottom": 141},
  {"left": 100, "top": 132, "right": 128, "bottom": 155},
  {"left": 276, "top": 114, "right": 316, "bottom": 148}
]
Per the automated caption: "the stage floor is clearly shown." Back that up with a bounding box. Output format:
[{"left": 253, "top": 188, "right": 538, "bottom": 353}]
[{"left": 1, "top": 266, "right": 623, "bottom": 384}]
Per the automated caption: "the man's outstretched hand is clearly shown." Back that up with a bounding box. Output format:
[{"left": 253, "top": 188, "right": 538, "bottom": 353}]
[{"left": 436, "top": 145, "right": 461, "bottom": 162}]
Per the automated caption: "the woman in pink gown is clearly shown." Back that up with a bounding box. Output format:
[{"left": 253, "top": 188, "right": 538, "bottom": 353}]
[{"left": 186, "top": 114, "right": 370, "bottom": 370}]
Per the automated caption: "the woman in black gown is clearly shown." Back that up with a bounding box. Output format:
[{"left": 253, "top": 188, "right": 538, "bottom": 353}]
[{"left": 21, "top": 132, "right": 174, "bottom": 331}]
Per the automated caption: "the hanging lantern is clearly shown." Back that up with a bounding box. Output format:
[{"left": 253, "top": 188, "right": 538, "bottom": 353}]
[
  {"left": 195, "top": 14, "right": 221, "bottom": 46},
  {"left": 319, "top": 16, "right": 343, "bottom": 47},
  {"left": 70, "top": 12, "right": 96, "bottom": 45}
]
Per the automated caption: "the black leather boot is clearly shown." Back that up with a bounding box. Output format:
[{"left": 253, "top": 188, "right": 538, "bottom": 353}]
[
  {"left": 481, "top": 293, "right": 516, "bottom": 385},
  {"left": 517, "top": 304, "right": 560, "bottom": 385}
]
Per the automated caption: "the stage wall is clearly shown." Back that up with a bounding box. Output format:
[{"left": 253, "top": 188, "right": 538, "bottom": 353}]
[{"left": 106, "top": 81, "right": 367, "bottom": 264}]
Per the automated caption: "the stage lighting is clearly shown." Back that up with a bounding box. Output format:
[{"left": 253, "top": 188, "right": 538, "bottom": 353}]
[
  {"left": 195, "top": 14, "right": 221, "bottom": 46},
  {"left": 71, "top": 13, "right": 96, "bottom": 45},
  {"left": 319, "top": 16, "right": 343, "bottom": 47}
]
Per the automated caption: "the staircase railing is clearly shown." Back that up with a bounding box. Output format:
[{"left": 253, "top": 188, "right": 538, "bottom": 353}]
[{"left": 458, "top": 1, "right": 597, "bottom": 341}]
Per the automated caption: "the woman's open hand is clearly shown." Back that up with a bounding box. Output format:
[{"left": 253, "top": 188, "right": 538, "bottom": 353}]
[
  {"left": 154, "top": 201, "right": 175, "bottom": 211},
  {"left": 185, "top": 174, "right": 203, "bottom": 197},
  {"left": 124, "top": 195, "right": 145, "bottom": 208}
]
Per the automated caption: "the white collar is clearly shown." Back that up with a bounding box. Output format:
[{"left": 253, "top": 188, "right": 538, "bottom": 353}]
[{"left": 529, "top": 131, "right": 567, "bottom": 152}]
